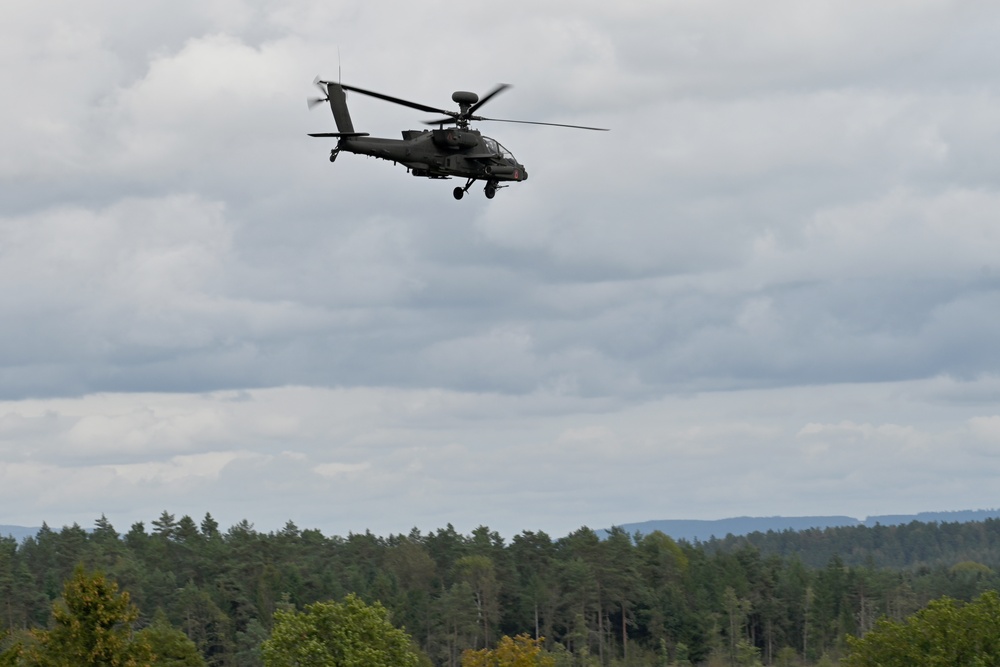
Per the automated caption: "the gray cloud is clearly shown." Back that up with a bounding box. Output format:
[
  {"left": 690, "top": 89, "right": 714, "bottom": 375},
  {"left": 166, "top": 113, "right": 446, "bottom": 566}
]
[
  {"left": 3, "top": 1, "right": 1000, "bottom": 533},
  {"left": 2, "top": 379, "right": 999, "bottom": 537}
]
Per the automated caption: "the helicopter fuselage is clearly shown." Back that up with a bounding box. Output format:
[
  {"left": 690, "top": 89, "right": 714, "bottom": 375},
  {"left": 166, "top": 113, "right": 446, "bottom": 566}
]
[{"left": 336, "top": 128, "right": 527, "bottom": 183}]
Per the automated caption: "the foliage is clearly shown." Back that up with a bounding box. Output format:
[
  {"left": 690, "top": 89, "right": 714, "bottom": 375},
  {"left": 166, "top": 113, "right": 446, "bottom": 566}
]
[
  {"left": 461, "top": 634, "right": 554, "bottom": 667},
  {"left": 139, "top": 610, "right": 207, "bottom": 667},
  {"left": 705, "top": 518, "right": 1000, "bottom": 569},
  {"left": 843, "top": 590, "right": 1000, "bottom": 666},
  {"left": 261, "top": 593, "right": 421, "bottom": 667},
  {"left": 774, "top": 646, "right": 799, "bottom": 666},
  {"left": 17, "top": 565, "right": 153, "bottom": 667},
  {"left": 0, "top": 630, "right": 28, "bottom": 667},
  {"left": 5, "top": 514, "right": 1000, "bottom": 665}
]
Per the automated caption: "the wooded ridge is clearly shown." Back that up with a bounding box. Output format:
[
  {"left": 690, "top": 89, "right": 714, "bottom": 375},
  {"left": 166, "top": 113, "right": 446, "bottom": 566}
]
[
  {"left": 4, "top": 513, "right": 1000, "bottom": 666},
  {"left": 603, "top": 508, "right": 1000, "bottom": 543}
]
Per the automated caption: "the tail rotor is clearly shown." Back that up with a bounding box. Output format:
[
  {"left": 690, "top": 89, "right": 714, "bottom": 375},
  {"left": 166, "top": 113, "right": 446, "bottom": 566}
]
[{"left": 307, "top": 76, "right": 329, "bottom": 110}]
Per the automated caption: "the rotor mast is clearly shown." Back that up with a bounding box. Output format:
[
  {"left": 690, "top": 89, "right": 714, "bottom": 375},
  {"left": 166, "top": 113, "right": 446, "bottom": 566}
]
[{"left": 451, "top": 91, "right": 479, "bottom": 129}]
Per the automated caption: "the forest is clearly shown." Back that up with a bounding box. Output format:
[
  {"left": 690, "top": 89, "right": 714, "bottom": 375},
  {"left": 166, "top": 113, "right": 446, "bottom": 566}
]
[{"left": 3, "top": 514, "right": 1000, "bottom": 666}]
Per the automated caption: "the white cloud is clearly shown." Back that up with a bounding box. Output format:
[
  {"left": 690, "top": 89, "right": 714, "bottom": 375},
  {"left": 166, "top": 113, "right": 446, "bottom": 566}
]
[
  {"left": 1, "top": 378, "right": 997, "bottom": 536},
  {"left": 4, "top": 1, "right": 1000, "bottom": 533},
  {"left": 107, "top": 450, "right": 259, "bottom": 483},
  {"left": 314, "top": 461, "right": 370, "bottom": 478},
  {"left": 968, "top": 415, "right": 1000, "bottom": 443}
]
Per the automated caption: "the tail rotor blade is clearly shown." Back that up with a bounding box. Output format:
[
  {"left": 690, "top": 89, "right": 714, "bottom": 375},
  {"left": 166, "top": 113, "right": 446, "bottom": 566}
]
[{"left": 308, "top": 76, "right": 331, "bottom": 110}]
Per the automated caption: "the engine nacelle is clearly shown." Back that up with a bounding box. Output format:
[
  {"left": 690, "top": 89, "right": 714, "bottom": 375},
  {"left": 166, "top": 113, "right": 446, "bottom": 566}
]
[{"left": 431, "top": 128, "right": 480, "bottom": 150}]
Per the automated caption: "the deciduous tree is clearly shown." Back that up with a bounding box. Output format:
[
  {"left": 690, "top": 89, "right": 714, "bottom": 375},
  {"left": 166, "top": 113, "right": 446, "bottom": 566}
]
[
  {"left": 462, "top": 634, "right": 554, "bottom": 667},
  {"left": 21, "top": 565, "right": 153, "bottom": 667},
  {"left": 139, "top": 610, "right": 206, "bottom": 667},
  {"left": 261, "top": 593, "right": 420, "bottom": 667},
  {"left": 844, "top": 590, "right": 1000, "bottom": 666}
]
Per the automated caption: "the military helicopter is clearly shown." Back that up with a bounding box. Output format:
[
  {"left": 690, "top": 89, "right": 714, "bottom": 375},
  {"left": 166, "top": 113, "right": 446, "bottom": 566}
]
[{"left": 307, "top": 78, "right": 608, "bottom": 200}]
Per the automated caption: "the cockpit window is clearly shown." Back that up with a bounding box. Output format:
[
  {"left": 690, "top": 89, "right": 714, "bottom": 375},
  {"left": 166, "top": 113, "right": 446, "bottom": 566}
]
[{"left": 484, "top": 136, "right": 516, "bottom": 162}]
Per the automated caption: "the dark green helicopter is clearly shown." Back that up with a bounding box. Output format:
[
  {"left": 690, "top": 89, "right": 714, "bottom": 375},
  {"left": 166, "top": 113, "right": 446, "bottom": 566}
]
[{"left": 307, "top": 79, "right": 608, "bottom": 200}]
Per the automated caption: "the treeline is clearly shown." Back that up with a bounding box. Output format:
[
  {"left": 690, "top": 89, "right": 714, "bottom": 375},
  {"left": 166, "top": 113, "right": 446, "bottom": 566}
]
[
  {"left": 702, "top": 518, "right": 1000, "bottom": 569},
  {"left": 2, "top": 514, "right": 1000, "bottom": 666}
]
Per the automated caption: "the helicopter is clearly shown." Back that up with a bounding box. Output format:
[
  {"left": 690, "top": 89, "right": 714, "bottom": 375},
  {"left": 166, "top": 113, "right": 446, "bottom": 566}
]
[{"left": 307, "top": 78, "right": 609, "bottom": 200}]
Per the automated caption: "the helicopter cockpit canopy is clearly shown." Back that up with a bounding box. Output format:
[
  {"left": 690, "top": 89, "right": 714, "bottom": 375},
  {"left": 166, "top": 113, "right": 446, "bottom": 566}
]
[{"left": 483, "top": 137, "right": 517, "bottom": 164}]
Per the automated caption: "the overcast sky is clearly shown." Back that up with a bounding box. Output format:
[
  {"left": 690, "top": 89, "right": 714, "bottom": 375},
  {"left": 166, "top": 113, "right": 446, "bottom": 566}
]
[{"left": 3, "top": 1, "right": 1000, "bottom": 539}]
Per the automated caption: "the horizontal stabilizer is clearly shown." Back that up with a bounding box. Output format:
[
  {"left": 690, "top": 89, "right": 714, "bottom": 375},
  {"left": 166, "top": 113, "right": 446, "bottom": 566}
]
[{"left": 307, "top": 132, "right": 370, "bottom": 138}]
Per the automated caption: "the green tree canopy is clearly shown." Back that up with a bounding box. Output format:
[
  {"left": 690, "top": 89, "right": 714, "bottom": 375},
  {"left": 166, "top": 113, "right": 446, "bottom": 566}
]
[
  {"left": 261, "top": 593, "right": 421, "bottom": 667},
  {"left": 139, "top": 610, "right": 206, "bottom": 667},
  {"left": 844, "top": 590, "right": 1000, "bottom": 666},
  {"left": 18, "top": 565, "right": 153, "bottom": 667}
]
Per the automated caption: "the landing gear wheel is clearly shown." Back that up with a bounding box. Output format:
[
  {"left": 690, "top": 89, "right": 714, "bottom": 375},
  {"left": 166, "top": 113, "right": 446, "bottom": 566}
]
[
  {"left": 484, "top": 185, "right": 496, "bottom": 199},
  {"left": 329, "top": 148, "right": 339, "bottom": 163},
  {"left": 453, "top": 178, "right": 476, "bottom": 200}
]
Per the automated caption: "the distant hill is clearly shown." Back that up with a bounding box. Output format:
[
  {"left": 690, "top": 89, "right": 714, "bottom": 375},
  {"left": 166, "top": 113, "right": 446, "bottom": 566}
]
[
  {"left": 1, "top": 525, "right": 42, "bottom": 542},
  {"left": 8, "top": 510, "right": 1000, "bottom": 545},
  {"left": 602, "top": 509, "right": 1000, "bottom": 542}
]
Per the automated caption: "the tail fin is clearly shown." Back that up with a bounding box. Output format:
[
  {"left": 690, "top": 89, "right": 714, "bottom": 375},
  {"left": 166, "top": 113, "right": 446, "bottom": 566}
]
[{"left": 326, "top": 83, "right": 355, "bottom": 134}]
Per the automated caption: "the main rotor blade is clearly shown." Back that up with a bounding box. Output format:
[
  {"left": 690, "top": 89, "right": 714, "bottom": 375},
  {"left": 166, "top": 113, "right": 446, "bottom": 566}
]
[
  {"left": 468, "top": 83, "right": 511, "bottom": 115},
  {"left": 332, "top": 82, "right": 455, "bottom": 116},
  {"left": 422, "top": 117, "right": 459, "bottom": 126},
  {"left": 478, "top": 116, "right": 610, "bottom": 131}
]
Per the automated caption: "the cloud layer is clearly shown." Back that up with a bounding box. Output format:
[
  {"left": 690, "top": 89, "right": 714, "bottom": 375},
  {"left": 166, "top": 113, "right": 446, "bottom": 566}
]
[{"left": 3, "top": 1, "right": 1000, "bottom": 535}]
